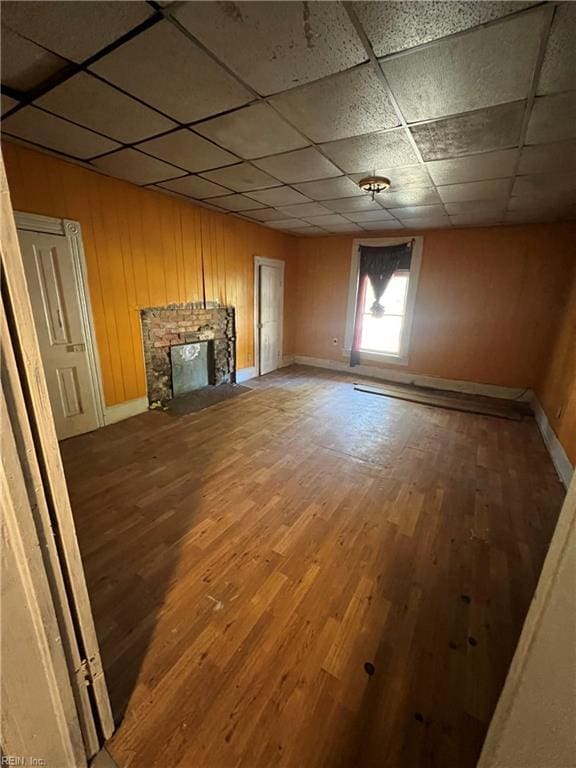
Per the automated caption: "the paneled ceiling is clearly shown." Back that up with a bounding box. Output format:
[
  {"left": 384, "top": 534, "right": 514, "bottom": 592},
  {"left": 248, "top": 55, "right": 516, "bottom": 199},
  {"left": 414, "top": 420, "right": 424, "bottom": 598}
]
[{"left": 2, "top": 0, "right": 575, "bottom": 235}]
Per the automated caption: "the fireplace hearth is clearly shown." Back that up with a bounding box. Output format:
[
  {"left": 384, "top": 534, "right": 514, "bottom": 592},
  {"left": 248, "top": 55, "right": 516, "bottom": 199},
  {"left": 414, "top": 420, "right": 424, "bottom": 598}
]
[{"left": 140, "top": 303, "right": 236, "bottom": 406}]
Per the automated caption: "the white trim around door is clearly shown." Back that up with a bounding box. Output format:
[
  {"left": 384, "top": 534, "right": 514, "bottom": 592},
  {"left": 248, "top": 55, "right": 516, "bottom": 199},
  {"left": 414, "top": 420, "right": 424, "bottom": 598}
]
[
  {"left": 254, "top": 255, "right": 285, "bottom": 376},
  {"left": 15, "top": 211, "right": 106, "bottom": 431}
]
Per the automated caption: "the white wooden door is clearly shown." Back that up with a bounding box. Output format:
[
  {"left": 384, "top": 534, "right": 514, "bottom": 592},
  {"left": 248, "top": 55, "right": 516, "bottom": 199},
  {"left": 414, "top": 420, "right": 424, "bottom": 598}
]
[
  {"left": 18, "top": 229, "right": 100, "bottom": 440},
  {"left": 259, "top": 263, "right": 282, "bottom": 375}
]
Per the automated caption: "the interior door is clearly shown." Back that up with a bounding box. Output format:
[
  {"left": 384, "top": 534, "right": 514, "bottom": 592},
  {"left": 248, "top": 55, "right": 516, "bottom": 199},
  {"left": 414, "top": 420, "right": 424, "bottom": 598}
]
[
  {"left": 18, "top": 229, "right": 100, "bottom": 439},
  {"left": 259, "top": 263, "right": 282, "bottom": 375}
]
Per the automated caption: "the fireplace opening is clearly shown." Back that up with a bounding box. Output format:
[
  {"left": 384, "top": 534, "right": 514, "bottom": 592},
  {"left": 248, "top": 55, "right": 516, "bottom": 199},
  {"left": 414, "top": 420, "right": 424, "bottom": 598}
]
[
  {"left": 170, "top": 342, "right": 211, "bottom": 397},
  {"left": 141, "top": 304, "right": 236, "bottom": 407}
]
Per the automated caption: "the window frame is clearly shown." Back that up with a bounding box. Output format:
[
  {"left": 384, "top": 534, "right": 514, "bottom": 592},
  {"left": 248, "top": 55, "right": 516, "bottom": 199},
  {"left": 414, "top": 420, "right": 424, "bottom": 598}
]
[{"left": 343, "top": 236, "right": 423, "bottom": 366}]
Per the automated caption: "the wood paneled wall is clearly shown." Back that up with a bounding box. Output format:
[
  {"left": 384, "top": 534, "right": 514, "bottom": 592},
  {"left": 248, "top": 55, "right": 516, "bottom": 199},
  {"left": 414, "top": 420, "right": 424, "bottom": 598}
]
[
  {"left": 5, "top": 142, "right": 575, "bottom": 464},
  {"left": 291, "top": 225, "right": 576, "bottom": 390},
  {"left": 3, "top": 142, "right": 296, "bottom": 406},
  {"left": 536, "top": 270, "right": 576, "bottom": 465}
]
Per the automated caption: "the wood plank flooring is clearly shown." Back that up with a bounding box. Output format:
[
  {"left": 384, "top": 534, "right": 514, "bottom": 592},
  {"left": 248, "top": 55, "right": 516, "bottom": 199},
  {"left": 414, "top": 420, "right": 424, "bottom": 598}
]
[{"left": 60, "top": 366, "right": 565, "bottom": 768}]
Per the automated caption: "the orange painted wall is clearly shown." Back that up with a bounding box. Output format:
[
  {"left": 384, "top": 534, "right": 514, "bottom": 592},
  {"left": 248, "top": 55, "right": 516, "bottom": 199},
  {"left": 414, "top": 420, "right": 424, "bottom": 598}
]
[
  {"left": 5, "top": 140, "right": 575, "bottom": 463},
  {"left": 290, "top": 225, "right": 576, "bottom": 390},
  {"left": 3, "top": 142, "right": 296, "bottom": 406},
  {"left": 535, "top": 268, "right": 576, "bottom": 465}
]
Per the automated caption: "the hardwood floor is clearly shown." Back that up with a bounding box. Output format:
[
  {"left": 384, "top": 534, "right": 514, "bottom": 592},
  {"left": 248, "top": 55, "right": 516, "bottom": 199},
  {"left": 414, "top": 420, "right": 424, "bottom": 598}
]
[{"left": 60, "top": 366, "right": 565, "bottom": 768}]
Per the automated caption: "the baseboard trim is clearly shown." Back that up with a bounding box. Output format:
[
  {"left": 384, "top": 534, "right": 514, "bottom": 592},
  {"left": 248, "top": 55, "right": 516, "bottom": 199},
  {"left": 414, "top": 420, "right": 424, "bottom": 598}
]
[
  {"left": 237, "top": 358, "right": 294, "bottom": 382},
  {"left": 292, "top": 355, "right": 532, "bottom": 402},
  {"left": 103, "top": 396, "right": 149, "bottom": 425},
  {"left": 237, "top": 366, "right": 258, "bottom": 383},
  {"left": 531, "top": 396, "right": 573, "bottom": 489}
]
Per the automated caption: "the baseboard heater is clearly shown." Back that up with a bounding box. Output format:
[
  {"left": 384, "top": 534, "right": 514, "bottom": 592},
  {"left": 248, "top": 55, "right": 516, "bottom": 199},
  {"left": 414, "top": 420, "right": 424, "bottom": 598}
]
[{"left": 353, "top": 382, "right": 531, "bottom": 421}]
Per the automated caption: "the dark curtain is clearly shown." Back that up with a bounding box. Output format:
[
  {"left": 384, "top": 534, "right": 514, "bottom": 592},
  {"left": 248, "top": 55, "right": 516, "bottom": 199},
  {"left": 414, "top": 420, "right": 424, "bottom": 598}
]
[{"left": 350, "top": 242, "right": 413, "bottom": 367}]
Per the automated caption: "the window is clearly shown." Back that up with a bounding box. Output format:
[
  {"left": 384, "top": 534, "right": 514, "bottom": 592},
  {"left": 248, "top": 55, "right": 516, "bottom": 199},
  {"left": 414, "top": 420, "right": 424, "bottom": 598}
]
[
  {"left": 360, "top": 271, "right": 409, "bottom": 355},
  {"left": 344, "top": 237, "right": 422, "bottom": 365}
]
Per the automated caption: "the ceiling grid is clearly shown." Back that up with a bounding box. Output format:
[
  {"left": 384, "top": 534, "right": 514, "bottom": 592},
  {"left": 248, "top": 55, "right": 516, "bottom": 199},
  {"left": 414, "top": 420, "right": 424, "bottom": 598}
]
[{"left": 1, "top": 0, "right": 574, "bottom": 235}]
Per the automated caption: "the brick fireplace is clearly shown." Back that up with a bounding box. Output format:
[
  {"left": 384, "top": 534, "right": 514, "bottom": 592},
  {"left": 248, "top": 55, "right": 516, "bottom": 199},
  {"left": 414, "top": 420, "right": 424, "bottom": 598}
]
[{"left": 141, "top": 303, "right": 236, "bottom": 406}]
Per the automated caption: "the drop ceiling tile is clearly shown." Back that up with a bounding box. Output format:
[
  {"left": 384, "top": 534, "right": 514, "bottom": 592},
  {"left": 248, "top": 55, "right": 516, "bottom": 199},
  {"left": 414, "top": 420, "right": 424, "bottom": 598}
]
[
  {"left": 158, "top": 175, "right": 231, "bottom": 200},
  {"left": 1, "top": 140, "right": 97, "bottom": 171},
  {"left": 354, "top": 1, "right": 535, "bottom": 57},
  {"left": 444, "top": 200, "right": 507, "bottom": 215},
  {"left": 208, "top": 194, "right": 267, "bottom": 212},
  {"left": 270, "top": 64, "right": 399, "bottom": 143},
  {"left": 412, "top": 102, "right": 525, "bottom": 161},
  {"left": 194, "top": 104, "right": 308, "bottom": 160},
  {"left": 322, "top": 197, "right": 384, "bottom": 213},
  {"left": 438, "top": 178, "right": 512, "bottom": 203},
  {"left": 518, "top": 141, "right": 576, "bottom": 176},
  {"left": 426, "top": 149, "right": 518, "bottom": 186},
  {"left": 1, "top": 28, "right": 68, "bottom": 91},
  {"left": 343, "top": 209, "right": 395, "bottom": 222},
  {"left": 253, "top": 147, "right": 341, "bottom": 184},
  {"left": 242, "top": 208, "right": 293, "bottom": 222},
  {"left": 399, "top": 217, "right": 450, "bottom": 229},
  {"left": 349, "top": 165, "right": 430, "bottom": 190},
  {"left": 503, "top": 211, "right": 549, "bottom": 224},
  {"left": 267, "top": 219, "right": 311, "bottom": 230},
  {"left": 304, "top": 214, "right": 350, "bottom": 227},
  {"left": 360, "top": 221, "right": 405, "bottom": 230},
  {"left": 1, "top": 1, "right": 153, "bottom": 63},
  {"left": 36, "top": 72, "right": 176, "bottom": 143},
  {"left": 1, "top": 95, "right": 18, "bottom": 115},
  {"left": 91, "top": 148, "right": 185, "bottom": 185},
  {"left": 137, "top": 130, "right": 237, "bottom": 174},
  {"left": 198, "top": 200, "right": 239, "bottom": 213},
  {"left": 450, "top": 213, "right": 503, "bottom": 227},
  {"left": 173, "top": 1, "right": 366, "bottom": 96},
  {"left": 525, "top": 93, "right": 576, "bottom": 145},
  {"left": 512, "top": 173, "right": 576, "bottom": 198},
  {"left": 392, "top": 205, "right": 447, "bottom": 219},
  {"left": 381, "top": 9, "right": 546, "bottom": 123},
  {"left": 324, "top": 223, "right": 365, "bottom": 233},
  {"left": 321, "top": 129, "right": 418, "bottom": 173},
  {"left": 276, "top": 203, "right": 331, "bottom": 218},
  {"left": 505, "top": 208, "right": 574, "bottom": 224},
  {"left": 292, "top": 177, "right": 364, "bottom": 201},
  {"left": 201, "top": 163, "right": 281, "bottom": 192},
  {"left": 537, "top": 3, "right": 576, "bottom": 96},
  {"left": 508, "top": 191, "right": 576, "bottom": 211},
  {"left": 90, "top": 21, "right": 253, "bottom": 123},
  {"left": 380, "top": 187, "right": 440, "bottom": 207},
  {"left": 293, "top": 226, "right": 331, "bottom": 236},
  {"left": 2, "top": 106, "right": 120, "bottom": 159},
  {"left": 150, "top": 184, "right": 197, "bottom": 204},
  {"left": 245, "top": 187, "right": 310, "bottom": 206},
  {"left": 196, "top": 201, "right": 234, "bottom": 213}
]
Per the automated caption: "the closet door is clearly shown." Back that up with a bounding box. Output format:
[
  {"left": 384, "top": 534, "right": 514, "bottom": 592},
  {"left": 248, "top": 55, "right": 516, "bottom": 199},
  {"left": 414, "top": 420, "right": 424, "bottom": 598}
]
[{"left": 257, "top": 259, "right": 284, "bottom": 375}]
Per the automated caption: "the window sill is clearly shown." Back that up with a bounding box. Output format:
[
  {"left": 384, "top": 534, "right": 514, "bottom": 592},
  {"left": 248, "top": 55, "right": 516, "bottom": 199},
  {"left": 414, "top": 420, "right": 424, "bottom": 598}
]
[{"left": 341, "top": 349, "right": 409, "bottom": 366}]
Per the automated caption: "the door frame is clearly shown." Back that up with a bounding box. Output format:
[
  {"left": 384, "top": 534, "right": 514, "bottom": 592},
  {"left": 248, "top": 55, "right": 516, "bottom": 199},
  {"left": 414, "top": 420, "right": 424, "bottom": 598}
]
[
  {"left": 3, "top": 155, "right": 114, "bottom": 763},
  {"left": 253, "top": 255, "right": 285, "bottom": 376},
  {"left": 15, "top": 211, "right": 106, "bottom": 430}
]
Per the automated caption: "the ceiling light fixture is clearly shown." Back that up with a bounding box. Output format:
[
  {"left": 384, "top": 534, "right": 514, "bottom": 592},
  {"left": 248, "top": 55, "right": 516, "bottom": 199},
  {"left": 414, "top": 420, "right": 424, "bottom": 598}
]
[{"left": 358, "top": 174, "right": 391, "bottom": 200}]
